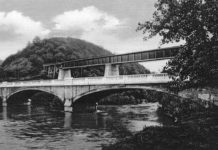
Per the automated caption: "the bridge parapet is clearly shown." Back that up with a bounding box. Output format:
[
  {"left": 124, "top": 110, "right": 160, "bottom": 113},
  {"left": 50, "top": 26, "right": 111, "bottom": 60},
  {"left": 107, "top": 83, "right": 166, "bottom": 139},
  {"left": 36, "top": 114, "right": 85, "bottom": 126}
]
[
  {"left": 0, "top": 80, "right": 65, "bottom": 87},
  {"left": 0, "top": 73, "right": 171, "bottom": 87}
]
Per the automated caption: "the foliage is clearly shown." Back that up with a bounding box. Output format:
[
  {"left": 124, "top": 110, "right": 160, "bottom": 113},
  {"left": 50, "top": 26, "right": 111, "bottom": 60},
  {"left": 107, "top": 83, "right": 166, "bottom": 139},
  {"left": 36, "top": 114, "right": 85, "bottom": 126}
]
[
  {"left": 1, "top": 37, "right": 150, "bottom": 80},
  {"left": 103, "top": 94, "right": 218, "bottom": 150},
  {"left": 31, "top": 92, "right": 63, "bottom": 109},
  {"left": 99, "top": 89, "right": 206, "bottom": 122},
  {"left": 99, "top": 90, "right": 144, "bottom": 105},
  {"left": 99, "top": 89, "right": 162, "bottom": 105},
  {"left": 119, "top": 63, "right": 150, "bottom": 75},
  {"left": 103, "top": 124, "right": 218, "bottom": 150},
  {"left": 2, "top": 37, "right": 111, "bottom": 80},
  {"left": 137, "top": 0, "right": 218, "bottom": 91}
]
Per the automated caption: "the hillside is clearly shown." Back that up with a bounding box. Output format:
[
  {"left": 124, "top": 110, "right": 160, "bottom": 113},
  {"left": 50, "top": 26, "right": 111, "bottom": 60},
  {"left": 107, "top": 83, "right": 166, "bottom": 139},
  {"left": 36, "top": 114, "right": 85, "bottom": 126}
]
[{"left": 1, "top": 37, "right": 150, "bottom": 80}]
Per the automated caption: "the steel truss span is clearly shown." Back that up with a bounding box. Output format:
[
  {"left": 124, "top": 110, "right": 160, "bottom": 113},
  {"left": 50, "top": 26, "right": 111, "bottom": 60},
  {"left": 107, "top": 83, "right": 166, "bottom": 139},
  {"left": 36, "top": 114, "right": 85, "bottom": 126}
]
[{"left": 43, "top": 46, "right": 180, "bottom": 74}]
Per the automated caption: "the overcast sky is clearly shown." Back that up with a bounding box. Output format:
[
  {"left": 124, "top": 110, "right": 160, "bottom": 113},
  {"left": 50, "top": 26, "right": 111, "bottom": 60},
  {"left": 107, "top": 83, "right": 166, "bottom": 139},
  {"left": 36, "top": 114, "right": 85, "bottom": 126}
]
[{"left": 0, "top": 0, "right": 181, "bottom": 72}]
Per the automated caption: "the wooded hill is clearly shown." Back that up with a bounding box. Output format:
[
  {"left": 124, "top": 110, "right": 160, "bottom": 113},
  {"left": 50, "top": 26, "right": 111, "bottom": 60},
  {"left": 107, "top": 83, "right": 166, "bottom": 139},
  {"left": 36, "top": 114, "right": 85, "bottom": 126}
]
[{"left": 0, "top": 37, "right": 150, "bottom": 81}]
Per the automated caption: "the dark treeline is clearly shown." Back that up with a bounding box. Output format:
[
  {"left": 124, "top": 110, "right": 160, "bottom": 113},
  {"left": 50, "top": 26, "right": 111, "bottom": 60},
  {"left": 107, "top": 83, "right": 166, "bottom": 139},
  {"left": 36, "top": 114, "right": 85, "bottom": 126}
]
[
  {"left": 0, "top": 37, "right": 150, "bottom": 81},
  {"left": 99, "top": 89, "right": 161, "bottom": 105},
  {"left": 31, "top": 92, "right": 63, "bottom": 109}
]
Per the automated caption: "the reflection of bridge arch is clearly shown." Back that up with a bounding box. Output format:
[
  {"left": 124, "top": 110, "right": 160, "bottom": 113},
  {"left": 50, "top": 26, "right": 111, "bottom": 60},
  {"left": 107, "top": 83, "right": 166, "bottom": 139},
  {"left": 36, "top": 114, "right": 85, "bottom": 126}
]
[
  {"left": 0, "top": 97, "right": 2, "bottom": 105},
  {"left": 6, "top": 88, "right": 63, "bottom": 105},
  {"left": 73, "top": 85, "right": 171, "bottom": 103}
]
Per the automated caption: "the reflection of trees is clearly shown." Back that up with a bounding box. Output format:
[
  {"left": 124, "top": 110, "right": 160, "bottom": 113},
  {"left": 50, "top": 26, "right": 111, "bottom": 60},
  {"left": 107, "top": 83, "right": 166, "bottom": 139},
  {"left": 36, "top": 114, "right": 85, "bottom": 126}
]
[{"left": 138, "top": 0, "right": 218, "bottom": 90}]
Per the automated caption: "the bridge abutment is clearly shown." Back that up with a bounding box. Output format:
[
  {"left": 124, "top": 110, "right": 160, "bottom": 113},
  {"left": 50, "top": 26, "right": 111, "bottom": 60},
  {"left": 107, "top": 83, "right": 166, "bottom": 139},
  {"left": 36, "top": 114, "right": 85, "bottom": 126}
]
[{"left": 104, "top": 64, "right": 119, "bottom": 77}]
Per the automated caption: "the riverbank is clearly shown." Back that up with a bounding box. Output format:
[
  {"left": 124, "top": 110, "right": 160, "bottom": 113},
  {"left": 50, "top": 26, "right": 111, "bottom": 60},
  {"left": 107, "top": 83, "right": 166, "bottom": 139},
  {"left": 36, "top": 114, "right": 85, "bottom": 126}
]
[{"left": 103, "top": 104, "right": 218, "bottom": 150}]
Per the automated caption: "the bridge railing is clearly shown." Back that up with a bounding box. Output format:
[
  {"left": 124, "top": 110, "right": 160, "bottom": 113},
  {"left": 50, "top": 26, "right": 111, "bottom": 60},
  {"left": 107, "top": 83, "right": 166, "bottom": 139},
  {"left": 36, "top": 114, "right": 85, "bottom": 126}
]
[
  {"left": 61, "top": 73, "right": 171, "bottom": 85},
  {"left": 0, "top": 79, "right": 64, "bottom": 87},
  {"left": 0, "top": 73, "right": 171, "bottom": 87}
]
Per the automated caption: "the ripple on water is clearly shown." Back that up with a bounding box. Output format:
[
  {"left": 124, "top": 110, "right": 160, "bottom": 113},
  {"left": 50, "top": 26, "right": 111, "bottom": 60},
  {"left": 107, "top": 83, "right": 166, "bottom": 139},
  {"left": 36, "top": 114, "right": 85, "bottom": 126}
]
[{"left": 0, "top": 103, "right": 169, "bottom": 150}]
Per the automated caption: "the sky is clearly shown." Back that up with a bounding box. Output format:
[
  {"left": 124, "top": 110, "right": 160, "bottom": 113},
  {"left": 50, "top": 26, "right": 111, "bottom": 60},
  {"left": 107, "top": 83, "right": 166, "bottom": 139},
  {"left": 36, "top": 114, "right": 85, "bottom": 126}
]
[{"left": 0, "top": 0, "right": 181, "bottom": 72}]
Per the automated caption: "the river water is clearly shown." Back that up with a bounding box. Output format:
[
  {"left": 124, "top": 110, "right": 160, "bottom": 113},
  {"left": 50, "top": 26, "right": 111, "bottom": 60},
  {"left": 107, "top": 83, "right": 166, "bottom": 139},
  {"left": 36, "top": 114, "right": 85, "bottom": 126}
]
[{"left": 0, "top": 103, "right": 170, "bottom": 150}]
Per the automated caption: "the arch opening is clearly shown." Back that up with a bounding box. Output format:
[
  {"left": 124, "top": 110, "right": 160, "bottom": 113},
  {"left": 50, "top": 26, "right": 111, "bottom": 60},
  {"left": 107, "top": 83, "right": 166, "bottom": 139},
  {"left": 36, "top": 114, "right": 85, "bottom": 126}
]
[
  {"left": 73, "top": 88, "right": 167, "bottom": 112},
  {"left": 73, "top": 87, "right": 206, "bottom": 123},
  {"left": 7, "top": 89, "right": 64, "bottom": 110},
  {"left": 74, "top": 88, "right": 165, "bottom": 104}
]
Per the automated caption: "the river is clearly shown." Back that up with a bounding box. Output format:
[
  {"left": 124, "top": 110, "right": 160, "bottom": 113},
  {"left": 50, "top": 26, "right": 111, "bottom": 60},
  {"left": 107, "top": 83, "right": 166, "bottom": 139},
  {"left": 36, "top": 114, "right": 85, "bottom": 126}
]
[{"left": 0, "top": 102, "right": 171, "bottom": 150}]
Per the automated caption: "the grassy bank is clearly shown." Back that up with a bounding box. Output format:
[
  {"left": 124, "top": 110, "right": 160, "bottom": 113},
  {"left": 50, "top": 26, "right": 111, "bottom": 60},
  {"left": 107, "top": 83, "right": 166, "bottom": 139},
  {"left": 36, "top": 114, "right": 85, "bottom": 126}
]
[{"left": 103, "top": 106, "right": 218, "bottom": 150}]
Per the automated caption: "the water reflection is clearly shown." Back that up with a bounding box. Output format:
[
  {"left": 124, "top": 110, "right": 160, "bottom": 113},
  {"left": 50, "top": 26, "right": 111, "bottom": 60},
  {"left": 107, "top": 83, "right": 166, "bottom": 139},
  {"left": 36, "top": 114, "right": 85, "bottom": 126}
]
[
  {"left": 2, "top": 106, "right": 7, "bottom": 120},
  {"left": 64, "top": 112, "right": 72, "bottom": 129},
  {"left": 0, "top": 102, "right": 171, "bottom": 150},
  {"left": 27, "top": 105, "right": 31, "bottom": 116}
]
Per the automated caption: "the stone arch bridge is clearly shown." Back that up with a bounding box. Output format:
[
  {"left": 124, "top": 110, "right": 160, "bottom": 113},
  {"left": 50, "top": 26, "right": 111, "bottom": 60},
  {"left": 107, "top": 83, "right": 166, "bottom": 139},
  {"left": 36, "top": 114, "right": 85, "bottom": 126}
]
[{"left": 0, "top": 73, "right": 171, "bottom": 112}]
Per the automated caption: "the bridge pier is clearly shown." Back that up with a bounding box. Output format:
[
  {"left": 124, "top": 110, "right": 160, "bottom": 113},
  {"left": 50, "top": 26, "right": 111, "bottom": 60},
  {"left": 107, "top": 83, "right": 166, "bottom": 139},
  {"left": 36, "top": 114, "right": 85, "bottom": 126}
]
[
  {"left": 2, "top": 97, "right": 7, "bottom": 107},
  {"left": 64, "top": 99, "right": 73, "bottom": 112},
  {"left": 64, "top": 112, "right": 72, "bottom": 129},
  {"left": 104, "top": 64, "right": 119, "bottom": 77},
  {"left": 58, "top": 69, "right": 72, "bottom": 80}
]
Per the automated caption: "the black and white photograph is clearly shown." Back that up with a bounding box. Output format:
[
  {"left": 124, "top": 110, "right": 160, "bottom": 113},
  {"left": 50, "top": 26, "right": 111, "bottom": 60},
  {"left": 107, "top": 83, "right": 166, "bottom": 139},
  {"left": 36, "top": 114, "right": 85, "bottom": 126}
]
[{"left": 0, "top": 0, "right": 218, "bottom": 149}]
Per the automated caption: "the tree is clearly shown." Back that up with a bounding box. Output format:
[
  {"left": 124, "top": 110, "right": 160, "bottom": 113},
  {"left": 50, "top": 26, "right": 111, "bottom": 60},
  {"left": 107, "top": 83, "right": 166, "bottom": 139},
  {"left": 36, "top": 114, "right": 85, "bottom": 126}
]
[
  {"left": 137, "top": 0, "right": 218, "bottom": 91},
  {"left": 32, "top": 36, "right": 41, "bottom": 45},
  {"left": 4, "top": 58, "right": 32, "bottom": 79},
  {"left": 1, "top": 37, "right": 151, "bottom": 81}
]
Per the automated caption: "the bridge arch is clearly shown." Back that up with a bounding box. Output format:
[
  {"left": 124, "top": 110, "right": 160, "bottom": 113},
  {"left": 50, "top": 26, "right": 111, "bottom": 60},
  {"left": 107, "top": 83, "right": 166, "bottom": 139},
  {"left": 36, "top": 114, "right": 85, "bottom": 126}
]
[
  {"left": 6, "top": 88, "right": 63, "bottom": 107},
  {"left": 73, "top": 85, "right": 171, "bottom": 104}
]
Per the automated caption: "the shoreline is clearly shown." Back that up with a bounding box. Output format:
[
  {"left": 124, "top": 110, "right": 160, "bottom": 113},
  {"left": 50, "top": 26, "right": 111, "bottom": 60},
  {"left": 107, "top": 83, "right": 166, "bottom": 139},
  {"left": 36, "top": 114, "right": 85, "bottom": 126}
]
[{"left": 102, "top": 102, "right": 218, "bottom": 150}]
